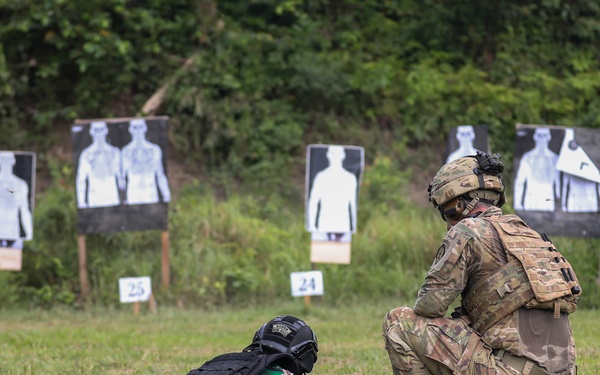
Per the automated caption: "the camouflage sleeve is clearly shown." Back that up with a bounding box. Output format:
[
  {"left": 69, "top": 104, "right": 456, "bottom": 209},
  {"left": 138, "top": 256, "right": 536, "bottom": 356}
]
[{"left": 413, "top": 225, "right": 472, "bottom": 318}]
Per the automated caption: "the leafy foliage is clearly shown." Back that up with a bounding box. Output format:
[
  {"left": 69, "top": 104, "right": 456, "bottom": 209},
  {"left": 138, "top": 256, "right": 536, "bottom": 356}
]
[
  {"left": 3, "top": 0, "right": 600, "bottom": 174},
  {"left": 1, "top": 1, "right": 600, "bottom": 309}
]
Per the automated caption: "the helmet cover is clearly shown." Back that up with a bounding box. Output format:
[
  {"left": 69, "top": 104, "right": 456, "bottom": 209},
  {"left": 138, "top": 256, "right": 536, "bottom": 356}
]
[{"left": 428, "top": 151, "right": 506, "bottom": 211}]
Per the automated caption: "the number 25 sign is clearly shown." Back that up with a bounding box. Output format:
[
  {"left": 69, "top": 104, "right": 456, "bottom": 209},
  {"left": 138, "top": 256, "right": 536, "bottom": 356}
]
[
  {"left": 290, "top": 271, "right": 324, "bottom": 297},
  {"left": 119, "top": 276, "right": 152, "bottom": 303}
]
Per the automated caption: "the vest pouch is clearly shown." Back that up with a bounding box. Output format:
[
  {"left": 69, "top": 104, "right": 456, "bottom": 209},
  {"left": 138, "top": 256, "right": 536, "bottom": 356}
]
[
  {"left": 504, "top": 244, "right": 574, "bottom": 303},
  {"left": 524, "top": 296, "right": 578, "bottom": 314},
  {"left": 493, "top": 217, "right": 581, "bottom": 304}
]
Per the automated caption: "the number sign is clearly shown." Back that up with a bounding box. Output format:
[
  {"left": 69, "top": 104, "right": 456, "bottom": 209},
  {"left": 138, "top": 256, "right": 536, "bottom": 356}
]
[
  {"left": 290, "top": 271, "right": 324, "bottom": 297},
  {"left": 119, "top": 276, "right": 152, "bottom": 303}
]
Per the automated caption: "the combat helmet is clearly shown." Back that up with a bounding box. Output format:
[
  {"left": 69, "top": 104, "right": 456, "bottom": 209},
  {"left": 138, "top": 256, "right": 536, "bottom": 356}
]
[
  {"left": 428, "top": 151, "right": 506, "bottom": 221},
  {"left": 251, "top": 315, "right": 318, "bottom": 374}
]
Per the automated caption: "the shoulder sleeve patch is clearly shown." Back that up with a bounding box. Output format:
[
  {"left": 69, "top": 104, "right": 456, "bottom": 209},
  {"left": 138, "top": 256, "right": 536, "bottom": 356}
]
[
  {"left": 433, "top": 244, "right": 447, "bottom": 264},
  {"left": 431, "top": 226, "right": 470, "bottom": 272}
]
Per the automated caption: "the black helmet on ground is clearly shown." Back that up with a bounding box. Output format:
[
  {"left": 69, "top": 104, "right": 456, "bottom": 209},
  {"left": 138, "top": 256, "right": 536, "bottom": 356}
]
[{"left": 250, "top": 315, "right": 318, "bottom": 374}]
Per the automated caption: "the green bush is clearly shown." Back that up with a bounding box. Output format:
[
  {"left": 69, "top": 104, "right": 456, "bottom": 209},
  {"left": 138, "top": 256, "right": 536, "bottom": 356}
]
[
  {"left": 168, "top": 183, "right": 310, "bottom": 306},
  {"left": 556, "top": 237, "right": 600, "bottom": 310}
]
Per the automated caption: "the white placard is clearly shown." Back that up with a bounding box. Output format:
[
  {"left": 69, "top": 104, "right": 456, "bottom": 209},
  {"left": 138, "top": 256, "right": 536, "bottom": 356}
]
[
  {"left": 290, "top": 271, "right": 324, "bottom": 297},
  {"left": 119, "top": 276, "right": 152, "bottom": 303},
  {"left": 310, "top": 240, "right": 351, "bottom": 264},
  {"left": 0, "top": 248, "right": 22, "bottom": 271}
]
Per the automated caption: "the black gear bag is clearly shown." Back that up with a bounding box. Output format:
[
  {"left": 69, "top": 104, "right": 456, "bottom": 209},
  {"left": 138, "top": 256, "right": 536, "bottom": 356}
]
[{"left": 186, "top": 346, "right": 300, "bottom": 375}]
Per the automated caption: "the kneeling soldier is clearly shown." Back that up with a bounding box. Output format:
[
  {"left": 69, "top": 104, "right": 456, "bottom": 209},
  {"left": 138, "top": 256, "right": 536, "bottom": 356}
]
[{"left": 383, "top": 152, "right": 580, "bottom": 375}]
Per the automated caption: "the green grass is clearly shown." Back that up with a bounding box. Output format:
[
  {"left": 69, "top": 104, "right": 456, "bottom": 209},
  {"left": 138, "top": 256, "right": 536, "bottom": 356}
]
[{"left": 0, "top": 300, "right": 598, "bottom": 374}]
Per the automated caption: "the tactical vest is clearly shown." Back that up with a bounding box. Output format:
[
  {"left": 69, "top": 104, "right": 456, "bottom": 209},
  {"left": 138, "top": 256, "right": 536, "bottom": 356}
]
[
  {"left": 462, "top": 214, "right": 581, "bottom": 334},
  {"left": 187, "top": 347, "right": 300, "bottom": 375}
]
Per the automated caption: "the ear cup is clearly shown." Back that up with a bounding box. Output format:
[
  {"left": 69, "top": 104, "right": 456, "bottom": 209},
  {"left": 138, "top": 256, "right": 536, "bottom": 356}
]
[{"left": 442, "top": 197, "right": 465, "bottom": 220}]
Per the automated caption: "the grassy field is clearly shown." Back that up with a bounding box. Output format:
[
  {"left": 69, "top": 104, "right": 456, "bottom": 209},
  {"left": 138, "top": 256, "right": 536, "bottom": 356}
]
[{"left": 0, "top": 299, "right": 598, "bottom": 374}]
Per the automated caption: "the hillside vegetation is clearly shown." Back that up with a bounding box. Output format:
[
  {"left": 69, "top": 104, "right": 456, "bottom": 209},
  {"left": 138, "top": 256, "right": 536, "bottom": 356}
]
[{"left": 1, "top": 0, "right": 599, "bottom": 308}]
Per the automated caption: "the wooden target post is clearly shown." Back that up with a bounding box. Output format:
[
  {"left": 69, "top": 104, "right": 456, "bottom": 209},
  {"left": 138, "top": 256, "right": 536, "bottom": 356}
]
[
  {"left": 161, "top": 230, "right": 170, "bottom": 289},
  {"left": 303, "top": 262, "right": 316, "bottom": 307},
  {"left": 133, "top": 294, "right": 157, "bottom": 315},
  {"left": 77, "top": 234, "right": 91, "bottom": 301},
  {"left": 304, "top": 295, "right": 311, "bottom": 307}
]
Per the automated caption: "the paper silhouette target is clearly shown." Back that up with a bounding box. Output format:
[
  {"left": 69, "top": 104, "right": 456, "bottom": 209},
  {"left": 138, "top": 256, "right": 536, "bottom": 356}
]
[
  {"left": 305, "top": 144, "right": 364, "bottom": 237},
  {"left": 444, "top": 125, "right": 489, "bottom": 164},
  {"left": 513, "top": 124, "right": 600, "bottom": 237},
  {"left": 0, "top": 151, "right": 35, "bottom": 247},
  {"left": 72, "top": 117, "right": 170, "bottom": 234}
]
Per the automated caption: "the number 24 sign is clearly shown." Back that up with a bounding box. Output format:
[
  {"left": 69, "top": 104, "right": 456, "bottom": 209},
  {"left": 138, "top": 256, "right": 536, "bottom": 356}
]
[
  {"left": 290, "top": 271, "right": 324, "bottom": 297},
  {"left": 118, "top": 276, "right": 152, "bottom": 303}
]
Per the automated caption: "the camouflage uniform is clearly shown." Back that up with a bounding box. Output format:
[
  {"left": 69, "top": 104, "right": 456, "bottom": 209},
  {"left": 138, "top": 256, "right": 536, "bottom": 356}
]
[{"left": 383, "top": 206, "right": 577, "bottom": 375}]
